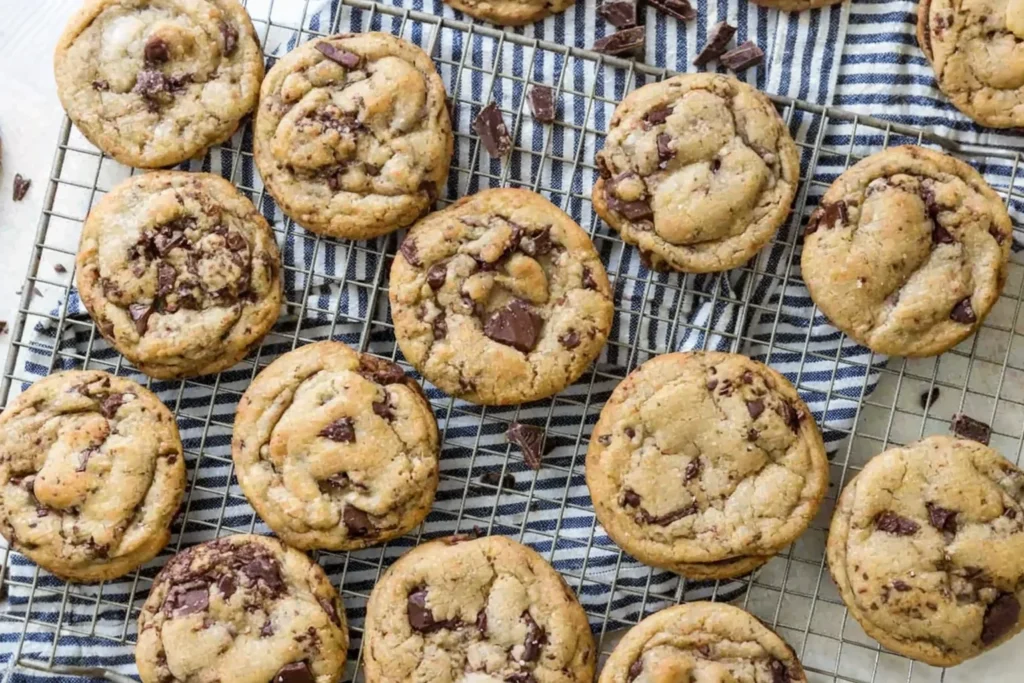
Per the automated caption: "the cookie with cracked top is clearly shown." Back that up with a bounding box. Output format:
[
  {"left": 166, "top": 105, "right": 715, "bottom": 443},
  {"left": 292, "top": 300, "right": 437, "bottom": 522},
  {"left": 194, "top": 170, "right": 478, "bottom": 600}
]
[
  {"left": 254, "top": 32, "right": 453, "bottom": 239},
  {"left": 586, "top": 352, "right": 828, "bottom": 579},
  {"left": 827, "top": 435, "right": 1024, "bottom": 666},
  {"left": 443, "top": 0, "right": 576, "bottom": 25},
  {"left": 76, "top": 171, "right": 282, "bottom": 379},
  {"left": 389, "top": 188, "right": 614, "bottom": 405},
  {"left": 232, "top": 341, "right": 439, "bottom": 550},
  {"left": 599, "top": 601, "right": 807, "bottom": 683},
  {"left": 54, "top": 0, "right": 264, "bottom": 169},
  {"left": 0, "top": 371, "right": 184, "bottom": 582},
  {"left": 801, "top": 145, "right": 1011, "bottom": 357},
  {"left": 592, "top": 73, "right": 799, "bottom": 273},
  {"left": 136, "top": 534, "right": 348, "bottom": 683},
  {"left": 362, "top": 534, "right": 595, "bottom": 682}
]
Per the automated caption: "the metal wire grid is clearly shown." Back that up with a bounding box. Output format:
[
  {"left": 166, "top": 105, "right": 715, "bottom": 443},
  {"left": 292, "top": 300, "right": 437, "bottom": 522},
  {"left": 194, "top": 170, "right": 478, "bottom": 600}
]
[{"left": 1, "top": 0, "right": 1023, "bottom": 680}]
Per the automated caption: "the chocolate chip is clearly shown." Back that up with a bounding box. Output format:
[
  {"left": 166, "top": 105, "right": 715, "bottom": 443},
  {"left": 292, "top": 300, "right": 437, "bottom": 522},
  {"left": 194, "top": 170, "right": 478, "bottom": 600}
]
[
  {"left": 399, "top": 239, "right": 421, "bottom": 267},
  {"left": 129, "top": 303, "right": 154, "bottom": 335},
  {"left": 426, "top": 263, "right": 447, "bottom": 290},
  {"left": 484, "top": 299, "right": 542, "bottom": 353},
  {"left": 950, "top": 297, "right": 977, "bottom": 324},
  {"left": 558, "top": 330, "right": 581, "bottom": 349},
  {"left": 875, "top": 511, "right": 920, "bottom": 536},
  {"left": 359, "top": 355, "right": 406, "bottom": 386},
  {"left": 769, "top": 659, "right": 789, "bottom": 683},
  {"left": 224, "top": 232, "right": 247, "bottom": 252},
  {"left": 520, "top": 227, "right": 554, "bottom": 257},
  {"left": 747, "top": 399, "right": 765, "bottom": 419},
  {"left": 527, "top": 85, "right": 556, "bottom": 123},
  {"left": 157, "top": 262, "right": 176, "bottom": 298},
  {"left": 933, "top": 224, "right": 955, "bottom": 245},
  {"left": 343, "top": 505, "right": 373, "bottom": 537},
  {"left": 473, "top": 102, "right": 512, "bottom": 157},
  {"left": 981, "top": 593, "right": 1020, "bottom": 645},
  {"left": 806, "top": 200, "right": 848, "bottom": 236},
  {"left": 217, "top": 574, "right": 236, "bottom": 599},
  {"left": 892, "top": 579, "right": 912, "bottom": 592},
  {"left": 521, "top": 611, "right": 547, "bottom": 662},
  {"left": 165, "top": 584, "right": 209, "bottom": 616},
  {"left": 507, "top": 422, "right": 546, "bottom": 470},
  {"left": 598, "top": 0, "right": 637, "bottom": 27},
  {"left": 605, "top": 190, "right": 653, "bottom": 221},
  {"left": 628, "top": 658, "right": 644, "bottom": 681},
  {"left": 720, "top": 41, "right": 765, "bottom": 71},
  {"left": 273, "top": 661, "right": 315, "bottom": 683},
  {"left": 432, "top": 313, "right": 447, "bottom": 340},
  {"left": 747, "top": 428, "right": 759, "bottom": 441},
  {"left": 315, "top": 42, "right": 361, "bottom": 68},
  {"left": 92, "top": 80, "right": 109, "bottom": 91},
  {"left": 624, "top": 426, "right": 636, "bottom": 438},
  {"left": 12, "top": 174, "right": 30, "bottom": 202},
  {"left": 318, "top": 597, "right": 341, "bottom": 627},
  {"left": 481, "top": 470, "right": 516, "bottom": 488},
  {"left": 134, "top": 69, "right": 168, "bottom": 98},
  {"left": 640, "top": 502, "right": 698, "bottom": 526},
  {"left": 684, "top": 458, "right": 701, "bottom": 482},
  {"left": 261, "top": 619, "right": 275, "bottom": 637},
  {"left": 622, "top": 488, "right": 641, "bottom": 507},
  {"left": 582, "top": 266, "right": 599, "bottom": 290},
  {"left": 319, "top": 417, "right": 355, "bottom": 443},
  {"left": 407, "top": 587, "right": 445, "bottom": 633},
  {"left": 656, "top": 134, "right": 674, "bottom": 165},
  {"left": 318, "top": 473, "right": 351, "bottom": 494},
  {"left": 593, "top": 26, "right": 646, "bottom": 58},
  {"left": 920, "top": 386, "right": 940, "bottom": 409},
  {"left": 144, "top": 36, "right": 170, "bottom": 65},
  {"left": 952, "top": 413, "right": 991, "bottom": 445},
  {"left": 241, "top": 554, "right": 285, "bottom": 595},
  {"left": 372, "top": 398, "right": 395, "bottom": 421},
  {"left": 99, "top": 393, "right": 126, "bottom": 419},
  {"left": 647, "top": 0, "right": 696, "bottom": 22},
  {"left": 644, "top": 106, "right": 673, "bottom": 125},
  {"left": 219, "top": 21, "right": 239, "bottom": 56},
  {"left": 926, "top": 502, "right": 957, "bottom": 534}
]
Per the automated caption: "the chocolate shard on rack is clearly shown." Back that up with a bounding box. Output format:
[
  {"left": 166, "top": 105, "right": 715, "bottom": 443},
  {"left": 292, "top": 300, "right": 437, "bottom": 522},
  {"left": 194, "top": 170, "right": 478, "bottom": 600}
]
[
  {"left": 693, "top": 21, "right": 736, "bottom": 66},
  {"left": 527, "top": 86, "right": 557, "bottom": 123},
  {"left": 648, "top": 0, "right": 696, "bottom": 22},
  {"left": 506, "top": 422, "right": 546, "bottom": 470},
  {"left": 473, "top": 102, "right": 512, "bottom": 157},
  {"left": 951, "top": 413, "right": 991, "bottom": 445},
  {"left": 593, "top": 26, "right": 646, "bottom": 59},
  {"left": 720, "top": 41, "right": 765, "bottom": 72},
  {"left": 12, "top": 174, "right": 31, "bottom": 202},
  {"left": 598, "top": 0, "right": 637, "bottom": 28}
]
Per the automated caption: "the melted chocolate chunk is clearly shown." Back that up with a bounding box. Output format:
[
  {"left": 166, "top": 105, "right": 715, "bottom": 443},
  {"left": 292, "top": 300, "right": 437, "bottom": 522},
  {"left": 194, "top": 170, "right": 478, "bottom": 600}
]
[
  {"left": 473, "top": 102, "right": 512, "bottom": 157},
  {"left": 217, "top": 574, "right": 236, "bottom": 599},
  {"left": 426, "top": 263, "right": 447, "bottom": 290},
  {"left": 261, "top": 619, "right": 275, "bottom": 637},
  {"left": 593, "top": 26, "right": 646, "bottom": 58},
  {"left": 241, "top": 553, "right": 285, "bottom": 595},
  {"left": 627, "top": 658, "right": 644, "bottom": 681},
  {"left": 520, "top": 227, "right": 553, "bottom": 257},
  {"left": 164, "top": 584, "right": 209, "bottom": 616},
  {"left": 319, "top": 417, "right": 356, "bottom": 443},
  {"left": 507, "top": 422, "right": 546, "bottom": 470},
  {"left": 598, "top": 0, "right": 637, "bottom": 28},
  {"left": 224, "top": 231, "right": 247, "bottom": 252},
  {"left": 432, "top": 313, "right": 447, "bottom": 340},
  {"left": 12, "top": 174, "right": 31, "bottom": 202},
  {"left": 76, "top": 447, "right": 96, "bottom": 473},
  {"left": 622, "top": 488, "right": 641, "bottom": 507},
  {"left": 605, "top": 190, "right": 653, "bottom": 221},
  {"left": 806, "top": 200, "right": 848, "bottom": 236},
  {"left": 647, "top": 0, "right": 696, "bottom": 22},
  {"left": 343, "top": 505, "right": 373, "bottom": 537},
  {"left": 951, "top": 413, "right": 991, "bottom": 445},
  {"left": 92, "top": 80, "right": 109, "bottom": 91},
  {"left": 157, "top": 262, "right": 176, "bottom": 297},
  {"left": 640, "top": 502, "right": 698, "bottom": 526},
  {"left": 359, "top": 355, "right": 407, "bottom": 385},
  {"left": 99, "top": 393, "right": 126, "bottom": 419},
  {"left": 558, "top": 330, "right": 581, "bottom": 349},
  {"left": 318, "top": 473, "right": 351, "bottom": 494},
  {"left": 875, "top": 511, "right": 920, "bottom": 536},
  {"left": 144, "top": 36, "right": 170, "bottom": 65},
  {"left": 747, "top": 399, "right": 765, "bottom": 419},
  {"left": 981, "top": 593, "right": 1020, "bottom": 645},
  {"left": 747, "top": 427, "right": 760, "bottom": 441},
  {"left": 129, "top": 303, "right": 154, "bottom": 335},
  {"left": 319, "top": 597, "right": 341, "bottom": 626},
  {"left": 950, "top": 297, "right": 977, "bottom": 324},
  {"left": 273, "top": 661, "right": 315, "bottom": 683},
  {"left": 483, "top": 299, "right": 543, "bottom": 353},
  {"left": 644, "top": 106, "right": 673, "bottom": 125},
  {"left": 315, "top": 42, "right": 361, "bottom": 68},
  {"left": 933, "top": 224, "right": 955, "bottom": 245},
  {"left": 769, "top": 659, "right": 789, "bottom": 683},
  {"left": 476, "top": 608, "right": 488, "bottom": 635},
  {"left": 892, "top": 579, "right": 912, "bottom": 592},
  {"left": 527, "top": 85, "right": 556, "bottom": 123},
  {"left": 582, "top": 266, "right": 599, "bottom": 290},
  {"left": 399, "top": 239, "right": 421, "bottom": 267},
  {"left": 407, "top": 587, "right": 451, "bottom": 633},
  {"left": 776, "top": 401, "right": 802, "bottom": 432},
  {"left": 220, "top": 21, "right": 239, "bottom": 56},
  {"left": 521, "top": 611, "right": 547, "bottom": 662},
  {"left": 134, "top": 69, "right": 168, "bottom": 98},
  {"left": 657, "top": 133, "right": 674, "bottom": 165},
  {"left": 926, "top": 502, "right": 957, "bottom": 534},
  {"left": 372, "top": 398, "right": 395, "bottom": 421},
  {"left": 720, "top": 41, "right": 765, "bottom": 71}
]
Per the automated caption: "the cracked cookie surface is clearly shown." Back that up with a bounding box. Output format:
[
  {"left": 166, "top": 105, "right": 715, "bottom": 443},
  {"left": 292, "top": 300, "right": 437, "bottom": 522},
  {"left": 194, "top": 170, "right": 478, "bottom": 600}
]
[
  {"left": 592, "top": 73, "right": 799, "bottom": 273},
  {"left": 232, "top": 341, "right": 439, "bottom": 551},
  {"left": 363, "top": 534, "right": 595, "bottom": 683},
  {"left": 917, "top": 0, "right": 1024, "bottom": 128},
  {"left": 599, "top": 602, "right": 806, "bottom": 683},
  {"left": 827, "top": 435, "right": 1024, "bottom": 666},
  {"left": 443, "top": 0, "right": 575, "bottom": 26},
  {"left": 136, "top": 534, "right": 348, "bottom": 683},
  {"left": 76, "top": 171, "right": 282, "bottom": 379},
  {"left": 0, "top": 371, "right": 184, "bottom": 582},
  {"left": 54, "top": 0, "right": 264, "bottom": 169},
  {"left": 254, "top": 32, "right": 453, "bottom": 239},
  {"left": 389, "top": 188, "right": 614, "bottom": 405},
  {"left": 586, "top": 352, "right": 828, "bottom": 579},
  {"left": 801, "top": 145, "right": 1011, "bottom": 357}
]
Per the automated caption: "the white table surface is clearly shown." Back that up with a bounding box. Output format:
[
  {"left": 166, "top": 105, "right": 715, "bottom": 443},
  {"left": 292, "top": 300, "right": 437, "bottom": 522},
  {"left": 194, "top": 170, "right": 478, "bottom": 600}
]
[{"left": 0, "top": 0, "right": 1021, "bottom": 680}]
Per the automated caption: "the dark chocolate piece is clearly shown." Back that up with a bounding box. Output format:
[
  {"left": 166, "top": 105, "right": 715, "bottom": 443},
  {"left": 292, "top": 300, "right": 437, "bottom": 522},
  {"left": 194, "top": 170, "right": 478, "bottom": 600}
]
[
  {"left": 319, "top": 417, "right": 356, "bottom": 443},
  {"left": 926, "top": 502, "right": 957, "bottom": 534},
  {"left": 273, "top": 661, "right": 315, "bottom": 683},
  {"left": 982, "top": 593, "right": 1021, "bottom": 645},
  {"left": 12, "top": 174, "right": 31, "bottom": 202},
  {"left": 720, "top": 41, "right": 765, "bottom": 72},
  {"left": 343, "top": 505, "right": 373, "bottom": 537},
  {"left": 647, "top": 0, "right": 696, "bottom": 22},
  {"left": 593, "top": 26, "right": 645, "bottom": 58},
  {"left": 598, "top": 0, "right": 637, "bottom": 28},
  {"left": 473, "top": 102, "right": 512, "bottom": 157},
  {"left": 507, "top": 422, "right": 546, "bottom": 470},
  {"left": 693, "top": 22, "right": 737, "bottom": 66},
  {"left": 950, "top": 297, "right": 977, "bottom": 324},
  {"left": 527, "top": 86, "right": 556, "bottom": 123},
  {"left": 875, "top": 511, "right": 920, "bottom": 536},
  {"left": 521, "top": 611, "right": 547, "bottom": 661},
  {"left": 483, "top": 299, "right": 542, "bottom": 353},
  {"left": 129, "top": 303, "right": 154, "bottom": 335},
  {"left": 315, "top": 42, "right": 362, "bottom": 68},
  {"left": 951, "top": 413, "right": 991, "bottom": 445},
  {"left": 220, "top": 21, "right": 239, "bottom": 56},
  {"left": 144, "top": 36, "right": 170, "bottom": 65}
]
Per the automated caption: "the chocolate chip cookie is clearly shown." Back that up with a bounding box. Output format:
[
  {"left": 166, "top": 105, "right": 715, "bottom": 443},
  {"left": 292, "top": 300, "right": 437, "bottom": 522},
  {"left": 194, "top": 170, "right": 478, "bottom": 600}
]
[
  {"left": 136, "top": 534, "right": 348, "bottom": 683},
  {"left": 76, "top": 171, "right": 282, "bottom": 379},
  {"left": 363, "top": 534, "right": 595, "bottom": 682},
  {"left": 827, "top": 435, "right": 1024, "bottom": 666},
  {"left": 599, "top": 601, "right": 807, "bottom": 683},
  {"left": 54, "top": 0, "right": 264, "bottom": 169},
  {"left": 592, "top": 73, "right": 799, "bottom": 273},
  {"left": 389, "top": 188, "right": 614, "bottom": 405},
  {"left": 801, "top": 145, "right": 1011, "bottom": 357},
  {"left": 0, "top": 371, "right": 184, "bottom": 582},
  {"left": 918, "top": 0, "right": 1024, "bottom": 128},
  {"left": 232, "top": 341, "right": 439, "bottom": 551},
  {"left": 443, "top": 0, "right": 576, "bottom": 26},
  {"left": 586, "top": 352, "right": 829, "bottom": 580},
  {"left": 254, "top": 32, "right": 453, "bottom": 239}
]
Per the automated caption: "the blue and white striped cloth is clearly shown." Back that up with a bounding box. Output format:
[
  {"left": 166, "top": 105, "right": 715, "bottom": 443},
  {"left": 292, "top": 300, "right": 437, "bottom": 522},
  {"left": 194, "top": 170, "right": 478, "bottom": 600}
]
[{"left": 3, "top": 0, "right": 1022, "bottom": 679}]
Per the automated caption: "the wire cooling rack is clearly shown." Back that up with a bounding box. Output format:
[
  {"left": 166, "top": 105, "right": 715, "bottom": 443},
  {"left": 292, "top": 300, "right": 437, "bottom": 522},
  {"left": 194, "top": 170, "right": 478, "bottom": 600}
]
[{"left": 3, "top": 0, "right": 1024, "bottom": 681}]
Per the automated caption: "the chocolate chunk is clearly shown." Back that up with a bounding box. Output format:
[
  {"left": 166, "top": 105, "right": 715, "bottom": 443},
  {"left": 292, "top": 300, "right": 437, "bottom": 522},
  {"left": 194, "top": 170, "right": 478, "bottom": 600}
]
[
  {"left": 273, "top": 662, "right": 315, "bottom": 683},
  {"left": 684, "top": 458, "right": 701, "bottom": 482},
  {"left": 640, "top": 502, "right": 698, "bottom": 526},
  {"left": 319, "top": 417, "right": 356, "bottom": 443},
  {"left": 343, "top": 505, "right": 373, "bottom": 537},
  {"left": 747, "top": 399, "right": 765, "bottom": 419},
  {"left": 950, "top": 297, "right": 977, "bottom": 324},
  {"left": 520, "top": 227, "right": 553, "bottom": 256},
  {"left": 622, "top": 488, "right": 641, "bottom": 507},
  {"left": 644, "top": 106, "right": 673, "bottom": 125},
  {"left": 521, "top": 611, "right": 547, "bottom": 662},
  {"left": 129, "top": 303, "right": 154, "bottom": 335},
  {"left": 527, "top": 86, "right": 556, "bottom": 123},
  {"left": 217, "top": 574, "right": 236, "bottom": 599},
  {"left": 319, "top": 597, "right": 341, "bottom": 627},
  {"left": 875, "top": 511, "right": 920, "bottom": 536},
  {"left": 926, "top": 502, "right": 957, "bottom": 534},
  {"left": 484, "top": 299, "right": 542, "bottom": 353},
  {"left": 892, "top": 579, "right": 912, "bottom": 592},
  {"left": 359, "top": 355, "right": 406, "bottom": 385},
  {"left": 694, "top": 22, "right": 737, "bottom": 66},
  {"left": 582, "top": 266, "right": 599, "bottom": 290},
  {"left": 219, "top": 21, "right": 239, "bottom": 56},
  {"left": 399, "top": 239, "right": 421, "bottom": 267},
  {"left": 318, "top": 473, "right": 351, "bottom": 494},
  {"left": 144, "top": 36, "right": 170, "bottom": 65},
  {"left": 407, "top": 587, "right": 446, "bottom": 633},
  {"left": 261, "top": 619, "right": 275, "bottom": 637},
  {"left": 769, "top": 660, "right": 789, "bottom": 683},
  {"left": 241, "top": 553, "right": 285, "bottom": 595},
  {"left": 558, "top": 330, "right": 581, "bottom": 349},
  {"left": 933, "top": 224, "right": 955, "bottom": 245},
  {"left": 420, "top": 179, "right": 438, "bottom": 202},
  {"left": 951, "top": 413, "right": 991, "bottom": 445},
  {"left": 473, "top": 102, "right": 512, "bottom": 157},
  {"left": 134, "top": 69, "right": 168, "bottom": 98},
  {"left": 647, "top": 0, "right": 696, "bottom": 21},
  {"left": 157, "top": 262, "right": 176, "bottom": 297},
  {"left": 426, "top": 263, "right": 447, "bottom": 290},
  {"left": 776, "top": 401, "right": 802, "bottom": 432},
  {"left": 720, "top": 41, "right": 765, "bottom": 71},
  {"left": 628, "top": 658, "right": 644, "bottom": 681},
  {"left": 981, "top": 593, "right": 1020, "bottom": 645},
  {"left": 315, "top": 42, "right": 361, "bottom": 68},
  {"left": 12, "top": 174, "right": 30, "bottom": 202},
  {"left": 99, "top": 393, "right": 126, "bottom": 419},
  {"left": 806, "top": 200, "right": 848, "bottom": 235},
  {"left": 165, "top": 584, "right": 209, "bottom": 616},
  {"left": 920, "top": 386, "right": 940, "bottom": 409},
  {"left": 432, "top": 313, "right": 447, "bottom": 340},
  {"left": 476, "top": 608, "right": 488, "bottom": 635},
  {"left": 507, "top": 422, "right": 546, "bottom": 470},
  {"left": 747, "top": 427, "right": 759, "bottom": 441},
  {"left": 599, "top": 0, "right": 637, "bottom": 27},
  {"left": 605, "top": 190, "right": 653, "bottom": 221},
  {"left": 706, "top": 379, "right": 719, "bottom": 390},
  {"left": 481, "top": 470, "right": 516, "bottom": 489},
  {"left": 225, "top": 232, "right": 247, "bottom": 251},
  {"left": 656, "top": 134, "right": 674, "bottom": 165},
  {"left": 593, "top": 26, "right": 645, "bottom": 58},
  {"left": 92, "top": 80, "right": 110, "bottom": 91},
  {"left": 372, "top": 398, "right": 395, "bottom": 421}
]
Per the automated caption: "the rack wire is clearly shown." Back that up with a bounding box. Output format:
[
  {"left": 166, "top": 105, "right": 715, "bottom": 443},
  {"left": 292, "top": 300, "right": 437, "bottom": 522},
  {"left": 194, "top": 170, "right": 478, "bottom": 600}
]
[{"left": 2, "top": 0, "right": 1024, "bottom": 680}]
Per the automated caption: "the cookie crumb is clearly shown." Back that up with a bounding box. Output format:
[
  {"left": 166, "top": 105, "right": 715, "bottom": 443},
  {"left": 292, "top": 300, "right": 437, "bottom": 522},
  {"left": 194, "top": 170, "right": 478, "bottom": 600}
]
[{"left": 53, "top": 263, "right": 67, "bottom": 274}]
